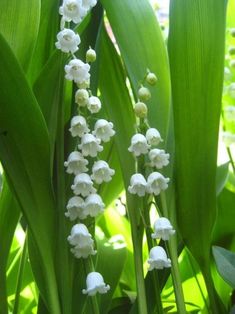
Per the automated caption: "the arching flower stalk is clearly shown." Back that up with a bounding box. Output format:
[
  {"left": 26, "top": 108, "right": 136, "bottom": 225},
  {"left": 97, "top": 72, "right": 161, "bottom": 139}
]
[{"left": 56, "top": 0, "right": 113, "bottom": 298}]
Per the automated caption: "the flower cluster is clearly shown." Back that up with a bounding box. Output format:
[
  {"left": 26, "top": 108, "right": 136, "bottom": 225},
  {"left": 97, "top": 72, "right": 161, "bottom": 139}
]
[
  {"left": 128, "top": 72, "right": 175, "bottom": 270},
  {"left": 56, "top": 0, "right": 111, "bottom": 296}
]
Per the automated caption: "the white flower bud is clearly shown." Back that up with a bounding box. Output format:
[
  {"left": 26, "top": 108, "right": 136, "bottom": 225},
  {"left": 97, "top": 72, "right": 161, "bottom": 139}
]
[
  {"left": 59, "top": 0, "right": 87, "bottom": 24},
  {"left": 65, "top": 196, "right": 86, "bottom": 220},
  {"left": 128, "top": 134, "right": 150, "bottom": 156},
  {"left": 91, "top": 160, "right": 115, "bottom": 184},
  {"left": 151, "top": 217, "right": 175, "bottom": 241},
  {"left": 78, "top": 133, "right": 103, "bottom": 157},
  {"left": 146, "top": 128, "right": 163, "bottom": 146},
  {"left": 228, "top": 46, "right": 235, "bottom": 56},
  {"left": 86, "top": 48, "right": 96, "bottom": 63},
  {"left": 82, "top": 272, "right": 110, "bottom": 296},
  {"left": 77, "top": 79, "right": 90, "bottom": 89},
  {"left": 64, "top": 151, "right": 88, "bottom": 174},
  {"left": 83, "top": 194, "right": 105, "bottom": 217},
  {"left": 148, "top": 149, "right": 170, "bottom": 169},
  {"left": 134, "top": 102, "right": 148, "bottom": 118},
  {"left": 146, "top": 72, "right": 158, "bottom": 85},
  {"left": 148, "top": 246, "right": 171, "bottom": 270},
  {"left": 230, "top": 28, "right": 235, "bottom": 37},
  {"left": 87, "top": 96, "right": 101, "bottom": 113},
  {"left": 69, "top": 115, "right": 90, "bottom": 137},
  {"left": 138, "top": 86, "right": 151, "bottom": 101},
  {"left": 71, "top": 173, "right": 96, "bottom": 197},
  {"left": 65, "top": 59, "right": 90, "bottom": 85},
  {"left": 92, "top": 119, "right": 115, "bottom": 142},
  {"left": 128, "top": 173, "right": 147, "bottom": 197},
  {"left": 146, "top": 172, "right": 169, "bottom": 195},
  {"left": 55, "top": 29, "right": 81, "bottom": 53},
  {"left": 222, "top": 131, "right": 235, "bottom": 147},
  {"left": 75, "top": 89, "right": 89, "bottom": 107}
]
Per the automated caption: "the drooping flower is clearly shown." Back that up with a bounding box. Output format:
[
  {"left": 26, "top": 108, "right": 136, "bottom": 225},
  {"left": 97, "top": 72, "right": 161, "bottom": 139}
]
[
  {"left": 146, "top": 128, "right": 163, "bottom": 146},
  {"left": 82, "top": 0, "right": 97, "bottom": 10},
  {"left": 148, "top": 148, "right": 170, "bottom": 169},
  {"left": 65, "top": 59, "right": 90, "bottom": 85},
  {"left": 68, "top": 224, "right": 96, "bottom": 258},
  {"left": 224, "top": 106, "right": 235, "bottom": 121},
  {"left": 87, "top": 96, "right": 101, "bottom": 113},
  {"left": 82, "top": 272, "right": 110, "bottom": 296},
  {"left": 92, "top": 119, "right": 115, "bottom": 142},
  {"left": 78, "top": 133, "right": 103, "bottom": 157},
  {"left": 64, "top": 151, "right": 89, "bottom": 174},
  {"left": 59, "top": 0, "right": 87, "bottom": 24},
  {"left": 75, "top": 89, "right": 89, "bottom": 107},
  {"left": 148, "top": 246, "right": 171, "bottom": 270},
  {"left": 146, "top": 72, "right": 158, "bottom": 85},
  {"left": 128, "top": 133, "right": 150, "bottom": 156},
  {"left": 134, "top": 102, "right": 148, "bottom": 118},
  {"left": 146, "top": 172, "right": 169, "bottom": 195},
  {"left": 222, "top": 131, "right": 235, "bottom": 147},
  {"left": 151, "top": 217, "right": 175, "bottom": 241},
  {"left": 71, "top": 173, "right": 96, "bottom": 197},
  {"left": 91, "top": 160, "right": 115, "bottom": 184},
  {"left": 65, "top": 196, "right": 86, "bottom": 220},
  {"left": 83, "top": 193, "right": 105, "bottom": 217},
  {"left": 55, "top": 28, "right": 81, "bottom": 53},
  {"left": 128, "top": 173, "right": 147, "bottom": 197},
  {"left": 69, "top": 115, "right": 90, "bottom": 137}
]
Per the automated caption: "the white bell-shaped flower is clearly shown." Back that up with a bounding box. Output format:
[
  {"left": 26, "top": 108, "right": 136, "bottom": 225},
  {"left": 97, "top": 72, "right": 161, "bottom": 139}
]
[
  {"left": 224, "top": 106, "right": 235, "bottom": 121},
  {"left": 151, "top": 217, "right": 175, "bottom": 241},
  {"left": 68, "top": 223, "right": 93, "bottom": 247},
  {"left": 78, "top": 134, "right": 103, "bottom": 157},
  {"left": 75, "top": 89, "right": 89, "bottom": 107},
  {"left": 59, "top": 0, "right": 87, "bottom": 24},
  {"left": 65, "top": 196, "right": 86, "bottom": 220},
  {"left": 87, "top": 96, "right": 101, "bottom": 113},
  {"left": 146, "top": 172, "right": 169, "bottom": 195},
  {"left": 82, "top": 0, "right": 97, "bottom": 10},
  {"left": 64, "top": 151, "right": 88, "bottom": 175},
  {"left": 69, "top": 115, "right": 90, "bottom": 137},
  {"left": 65, "top": 59, "right": 90, "bottom": 85},
  {"left": 92, "top": 119, "right": 115, "bottom": 143},
  {"left": 128, "top": 173, "right": 147, "bottom": 197},
  {"left": 148, "top": 149, "right": 170, "bottom": 169},
  {"left": 71, "top": 173, "right": 96, "bottom": 197},
  {"left": 148, "top": 246, "right": 171, "bottom": 270},
  {"left": 82, "top": 272, "right": 110, "bottom": 296},
  {"left": 128, "top": 134, "right": 150, "bottom": 157},
  {"left": 146, "top": 128, "right": 163, "bottom": 146},
  {"left": 68, "top": 224, "right": 96, "bottom": 258},
  {"left": 55, "top": 28, "right": 81, "bottom": 53},
  {"left": 83, "top": 193, "right": 105, "bottom": 217},
  {"left": 71, "top": 244, "right": 97, "bottom": 258},
  {"left": 222, "top": 131, "right": 235, "bottom": 147},
  {"left": 91, "top": 160, "right": 115, "bottom": 184}
]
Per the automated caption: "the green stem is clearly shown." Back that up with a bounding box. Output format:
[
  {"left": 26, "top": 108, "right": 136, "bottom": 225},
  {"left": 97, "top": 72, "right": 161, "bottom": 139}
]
[
  {"left": 227, "top": 147, "right": 235, "bottom": 175},
  {"left": 160, "top": 192, "right": 186, "bottom": 314},
  {"left": 55, "top": 75, "right": 71, "bottom": 314},
  {"left": 13, "top": 231, "right": 28, "bottom": 314}
]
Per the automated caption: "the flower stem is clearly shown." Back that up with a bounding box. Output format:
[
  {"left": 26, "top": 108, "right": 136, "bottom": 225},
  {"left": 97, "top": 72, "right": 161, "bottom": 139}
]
[
  {"left": 83, "top": 257, "right": 100, "bottom": 314},
  {"left": 160, "top": 192, "right": 186, "bottom": 314}
]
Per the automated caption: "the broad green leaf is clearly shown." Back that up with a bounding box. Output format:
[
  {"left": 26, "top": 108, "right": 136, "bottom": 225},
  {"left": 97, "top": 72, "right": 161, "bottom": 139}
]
[
  {"left": 0, "top": 34, "right": 60, "bottom": 313},
  {"left": 101, "top": 0, "right": 171, "bottom": 139},
  {"left": 168, "top": 1, "right": 227, "bottom": 312},
  {"left": 0, "top": 0, "right": 40, "bottom": 73},
  {"left": 0, "top": 178, "right": 20, "bottom": 314},
  {"left": 213, "top": 246, "right": 235, "bottom": 288}
]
